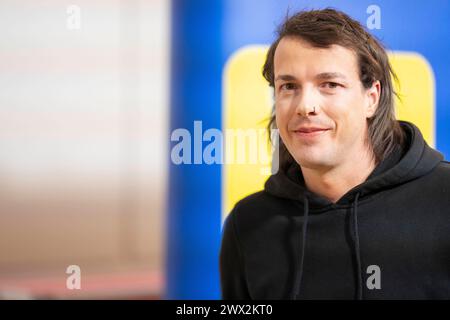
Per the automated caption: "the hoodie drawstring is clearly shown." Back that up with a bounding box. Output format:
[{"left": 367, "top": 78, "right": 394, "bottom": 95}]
[
  {"left": 352, "top": 192, "right": 363, "bottom": 300},
  {"left": 292, "top": 194, "right": 309, "bottom": 300},
  {"left": 292, "top": 192, "right": 363, "bottom": 300}
]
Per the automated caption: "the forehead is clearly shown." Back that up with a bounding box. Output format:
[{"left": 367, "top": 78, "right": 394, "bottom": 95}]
[{"left": 273, "top": 36, "right": 359, "bottom": 79}]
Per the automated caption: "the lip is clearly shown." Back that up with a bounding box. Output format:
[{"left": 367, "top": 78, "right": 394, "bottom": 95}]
[{"left": 292, "top": 127, "right": 330, "bottom": 138}]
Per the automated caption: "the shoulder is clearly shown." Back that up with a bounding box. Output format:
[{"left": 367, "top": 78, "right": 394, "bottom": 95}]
[
  {"left": 430, "top": 160, "right": 450, "bottom": 180},
  {"left": 413, "top": 160, "right": 450, "bottom": 203},
  {"left": 226, "top": 190, "right": 294, "bottom": 235},
  {"left": 232, "top": 190, "right": 271, "bottom": 211},
  {"left": 437, "top": 160, "right": 450, "bottom": 170},
  {"left": 230, "top": 190, "right": 289, "bottom": 217},
  {"left": 227, "top": 191, "right": 271, "bottom": 225}
]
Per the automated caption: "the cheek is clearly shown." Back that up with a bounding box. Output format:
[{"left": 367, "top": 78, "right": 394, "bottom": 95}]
[
  {"left": 275, "top": 102, "right": 291, "bottom": 143},
  {"left": 329, "top": 107, "right": 366, "bottom": 143},
  {"left": 275, "top": 111, "right": 287, "bottom": 136},
  {"left": 323, "top": 92, "right": 365, "bottom": 125},
  {"left": 275, "top": 100, "right": 290, "bottom": 126}
]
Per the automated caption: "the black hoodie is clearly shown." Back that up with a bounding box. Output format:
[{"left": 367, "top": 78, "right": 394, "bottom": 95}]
[{"left": 220, "top": 121, "right": 450, "bottom": 299}]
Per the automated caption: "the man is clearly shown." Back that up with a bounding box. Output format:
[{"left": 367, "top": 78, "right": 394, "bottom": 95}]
[{"left": 219, "top": 8, "right": 450, "bottom": 299}]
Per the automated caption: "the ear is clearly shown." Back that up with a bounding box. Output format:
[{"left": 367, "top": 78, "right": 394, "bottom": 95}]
[{"left": 365, "top": 80, "right": 381, "bottom": 118}]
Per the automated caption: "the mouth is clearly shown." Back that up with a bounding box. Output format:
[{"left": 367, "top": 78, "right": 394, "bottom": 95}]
[{"left": 292, "top": 127, "right": 330, "bottom": 138}]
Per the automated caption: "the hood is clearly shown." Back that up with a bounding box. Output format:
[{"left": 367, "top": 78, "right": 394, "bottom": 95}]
[
  {"left": 264, "top": 121, "right": 443, "bottom": 208},
  {"left": 264, "top": 120, "right": 443, "bottom": 300}
]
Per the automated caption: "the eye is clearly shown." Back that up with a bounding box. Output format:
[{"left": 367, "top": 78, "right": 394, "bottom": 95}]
[
  {"left": 321, "top": 82, "right": 342, "bottom": 89},
  {"left": 280, "top": 83, "right": 298, "bottom": 91}
]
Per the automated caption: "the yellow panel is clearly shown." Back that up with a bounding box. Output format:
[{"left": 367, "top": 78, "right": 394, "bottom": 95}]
[
  {"left": 222, "top": 46, "right": 273, "bottom": 222},
  {"left": 389, "top": 51, "right": 435, "bottom": 146},
  {"left": 222, "top": 47, "right": 435, "bottom": 221}
]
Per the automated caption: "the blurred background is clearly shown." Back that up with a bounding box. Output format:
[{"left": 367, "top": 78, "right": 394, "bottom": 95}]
[
  {"left": 0, "top": 0, "right": 449, "bottom": 299},
  {"left": 0, "top": 0, "right": 168, "bottom": 299}
]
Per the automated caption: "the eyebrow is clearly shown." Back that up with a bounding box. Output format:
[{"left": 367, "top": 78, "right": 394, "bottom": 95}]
[
  {"left": 274, "top": 74, "right": 297, "bottom": 82},
  {"left": 274, "top": 72, "right": 348, "bottom": 82},
  {"left": 315, "top": 72, "right": 348, "bottom": 81}
]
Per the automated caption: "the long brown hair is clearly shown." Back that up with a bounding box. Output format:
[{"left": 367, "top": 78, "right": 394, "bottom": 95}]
[{"left": 263, "top": 8, "right": 404, "bottom": 169}]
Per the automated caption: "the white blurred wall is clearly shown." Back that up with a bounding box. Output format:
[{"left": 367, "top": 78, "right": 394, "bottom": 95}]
[{"left": 0, "top": 0, "right": 169, "bottom": 295}]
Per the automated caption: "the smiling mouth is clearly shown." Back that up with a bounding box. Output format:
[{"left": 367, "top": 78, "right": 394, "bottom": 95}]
[{"left": 293, "top": 128, "right": 330, "bottom": 138}]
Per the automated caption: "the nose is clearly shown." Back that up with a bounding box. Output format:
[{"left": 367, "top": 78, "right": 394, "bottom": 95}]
[{"left": 294, "top": 86, "right": 319, "bottom": 116}]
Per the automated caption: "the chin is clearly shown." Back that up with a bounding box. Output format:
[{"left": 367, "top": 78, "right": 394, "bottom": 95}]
[{"left": 294, "top": 154, "right": 334, "bottom": 170}]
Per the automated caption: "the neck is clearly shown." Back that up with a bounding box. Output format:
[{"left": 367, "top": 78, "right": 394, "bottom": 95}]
[{"left": 301, "top": 150, "right": 377, "bottom": 203}]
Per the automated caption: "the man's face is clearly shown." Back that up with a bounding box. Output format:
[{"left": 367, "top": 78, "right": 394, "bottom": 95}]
[{"left": 274, "top": 36, "right": 379, "bottom": 170}]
